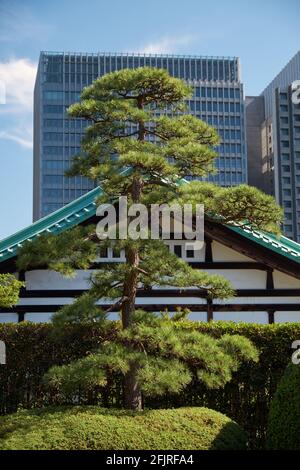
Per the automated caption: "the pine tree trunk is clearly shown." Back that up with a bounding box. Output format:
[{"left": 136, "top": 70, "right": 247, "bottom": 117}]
[
  {"left": 121, "top": 174, "right": 143, "bottom": 410},
  {"left": 123, "top": 363, "right": 142, "bottom": 410},
  {"left": 122, "top": 101, "right": 145, "bottom": 411}
]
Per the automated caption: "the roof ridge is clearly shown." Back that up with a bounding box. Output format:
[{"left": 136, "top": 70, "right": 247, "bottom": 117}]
[{"left": 1, "top": 184, "right": 300, "bottom": 264}]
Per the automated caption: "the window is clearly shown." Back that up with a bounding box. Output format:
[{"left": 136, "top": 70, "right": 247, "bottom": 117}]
[
  {"left": 43, "top": 146, "right": 63, "bottom": 156},
  {"left": 284, "top": 201, "right": 292, "bottom": 208},
  {"left": 281, "top": 117, "right": 289, "bottom": 125},
  {"left": 99, "top": 247, "right": 108, "bottom": 258},
  {"left": 281, "top": 141, "right": 289, "bottom": 148},
  {"left": 42, "top": 203, "right": 63, "bottom": 214},
  {"left": 43, "top": 119, "right": 63, "bottom": 128},
  {"left": 174, "top": 245, "right": 182, "bottom": 258},
  {"left": 43, "top": 105, "right": 64, "bottom": 114},
  {"left": 43, "top": 132, "right": 63, "bottom": 142},
  {"left": 280, "top": 105, "right": 288, "bottom": 112},
  {"left": 186, "top": 249, "right": 195, "bottom": 259},
  {"left": 43, "top": 189, "right": 63, "bottom": 199},
  {"left": 42, "top": 175, "right": 63, "bottom": 186},
  {"left": 281, "top": 128, "right": 289, "bottom": 136},
  {"left": 43, "top": 160, "right": 64, "bottom": 171},
  {"left": 282, "top": 165, "right": 290, "bottom": 172},
  {"left": 43, "top": 91, "right": 64, "bottom": 101}
]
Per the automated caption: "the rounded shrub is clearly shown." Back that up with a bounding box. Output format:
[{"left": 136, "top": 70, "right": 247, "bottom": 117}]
[
  {"left": 267, "top": 364, "right": 300, "bottom": 450},
  {"left": 0, "top": 406, "right": 246, "bottom": 450}
]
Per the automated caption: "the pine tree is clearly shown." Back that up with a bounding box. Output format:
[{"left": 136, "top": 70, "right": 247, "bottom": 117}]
[
  {"left": 17, "top": 68, "right": 282, "bottom": 410},
  {"left": 0, "top": 274, "right": 24, "bottom": 308}
]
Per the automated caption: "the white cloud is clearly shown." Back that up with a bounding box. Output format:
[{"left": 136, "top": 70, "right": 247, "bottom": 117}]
[
  {"left": 0, "top": 58, "right": 37, "bottom": 111},
  {"left": 0, "top": 58, "right": 36, "bottom": 150},
  {"left": 139, "top": 34, "right": 197, "bottom": 54},
  {"left": 0, "top": 126, "right": 33, "bottom": 149}
]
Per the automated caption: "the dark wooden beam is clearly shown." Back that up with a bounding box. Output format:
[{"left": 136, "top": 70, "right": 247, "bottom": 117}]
[
  {"left": 18, "top": 288, "right": 300, "bottom": 298},
  {"left": 2, "top": 303, "right": 300, "bottom": 314}
]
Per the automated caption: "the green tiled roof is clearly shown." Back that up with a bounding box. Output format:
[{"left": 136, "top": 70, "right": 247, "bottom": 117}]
[
  {"left": 0, "top": 187, "right": 101, "bottom": 263},
  {"left": 229, "top": 225, "right": 300, "bottom": 264},
  {"left": 1, "top": 186, "right": 300, "bottom": 264}
]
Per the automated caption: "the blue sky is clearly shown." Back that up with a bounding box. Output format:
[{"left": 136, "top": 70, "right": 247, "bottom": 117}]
[{"left": 0, "top": 0, "right": 299, "bottom": 239}]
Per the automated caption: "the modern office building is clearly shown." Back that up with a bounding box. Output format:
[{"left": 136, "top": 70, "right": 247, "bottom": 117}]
[
  {"left": 33, "top": 52, "right": 247, "bottom": 220},
  {"left": 246, "top": 51, "right": 300, "bottom": 242}
]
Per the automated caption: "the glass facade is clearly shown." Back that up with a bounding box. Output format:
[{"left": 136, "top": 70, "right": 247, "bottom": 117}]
[
  {"left": 33, "top": 52, "right": 247, "bottom": 220},
  {"left": 259, "top": 51, "right": 300, "bottom": 242},
  {"left": 275, "top": 86, "right": 300, "bottom": 241}
]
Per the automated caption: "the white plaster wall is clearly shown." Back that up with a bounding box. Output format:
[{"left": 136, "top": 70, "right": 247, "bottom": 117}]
[
  {"left": 18, "top": 297, "right": 207, "bottom": 307},
  {"left": 204, "top": 269, "right": 266, "bottom": 289},
  {"left": 25, "top": 270, "right": 93, "bottom": 290},
  {"left": 215, "top": 296, "right": 300, "bottom": 305},
  {"left": 187, "top": 312, "right": 207, "bottom": 322},
  {"left": 213, "top": 311, "right": 268, "bottom": 324},
  {"left": 274, "top": 311, "right": 300, "bottom": 323},
  {"left": 0, "top": 313, "right": 19, "bottom": 323},
  {"left": 212, "top": 242, "right": 254, "bottom": 262},
  {"left": 273, "top": 271, "right": 300, "bottom": 289},
  {"left": 24, "top": 313, "right": 53, "bottom": 323}
]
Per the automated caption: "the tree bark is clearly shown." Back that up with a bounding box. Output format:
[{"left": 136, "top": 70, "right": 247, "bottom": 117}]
[
  {"left": 123, "top": 362, "right": 142, "bottom": 410},
  {"left": 121, "top": 97, "right": 146, "bottom": 410}
]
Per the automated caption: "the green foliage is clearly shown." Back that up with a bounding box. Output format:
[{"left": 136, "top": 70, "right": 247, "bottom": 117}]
[
  {"left": 17, "top": 226, "right": 97, "bottom": 275},
  {"left": 44, "top": 313, "right": 258, "bottom": 399},
  {"left": 267, "top": 364, "right": 300, "bottom": 450},
  {"left": 14, "top": 66, "right": 283, "bottom": 410},
  {"left": 176, "top": 182, "right": 283, "bottom": 235},
  {"left": 0, "top": 321, "right": 299, "bottom": 447},
  {"left": 0, "top": 406, "right": 247, "bottom": 450},
  {"left": 0, "top": 274, "right": 24, "bottom": 308},
  {"left": 52, "top": 293, "right": 107, "bottom": 327}
]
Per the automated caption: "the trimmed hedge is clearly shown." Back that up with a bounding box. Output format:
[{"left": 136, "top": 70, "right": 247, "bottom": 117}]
[
  {"left": 0, "top": 406, "right": 247, "bottom": 450},
  {"left": 267, "top": 364, "right": 300, "bottom": 450},
  {"left": 0, "top": 321, "right": 299, "bottom": 448}
]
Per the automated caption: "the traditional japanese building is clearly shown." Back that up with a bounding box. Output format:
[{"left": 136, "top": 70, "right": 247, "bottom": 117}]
[{"left": 1, "top": 186, "right": 300, "bottom": 324}]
